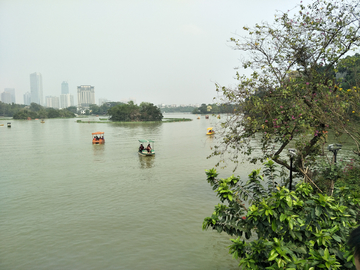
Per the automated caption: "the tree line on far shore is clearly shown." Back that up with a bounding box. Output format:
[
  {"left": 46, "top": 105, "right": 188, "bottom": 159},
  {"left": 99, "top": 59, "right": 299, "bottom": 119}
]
[{"left": 7, "top": 103, "right": 76, "bottom": 119}]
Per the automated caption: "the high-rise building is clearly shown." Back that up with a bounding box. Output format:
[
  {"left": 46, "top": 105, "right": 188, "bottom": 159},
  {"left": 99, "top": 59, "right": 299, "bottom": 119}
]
[
  {"left": 45, "top": 96, "right": 60, "bottom": 109},
  {"left": 77, "top": 85, "right": 95, "bottom": 108},
  {"left": 60, "top": 94, "right": 74, "bottom": 108},
  {"left": 60, "top": 81, "right": 74, "bottom": 108},
  {"left": 4, "top": 88, "right": 15, "bottom": 103},
  {"left": 23, "top": 92, "right": 31, "bottom": 105},
  {"left": 30, "top": 72, "right": 43, "bottom": 105},
  {"left": 1, "top": 91, "right": 12, "bottom": 104},
  {"left": 61, "top": 81, "right": 69, "bottom": 95}
]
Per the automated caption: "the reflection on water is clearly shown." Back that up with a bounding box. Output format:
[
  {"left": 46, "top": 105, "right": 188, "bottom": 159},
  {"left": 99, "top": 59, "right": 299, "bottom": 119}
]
[
  {"left": 138, "top": 154, "right": 155, "bottom": 169},
  {"left": 92, "top": 144, "right": 105, "bottom": 156}
]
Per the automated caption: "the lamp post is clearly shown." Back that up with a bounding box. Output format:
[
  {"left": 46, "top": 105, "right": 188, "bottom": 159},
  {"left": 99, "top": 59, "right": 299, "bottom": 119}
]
[
  {"left": 328, "top": 144, "right": 342, "bottom": 195},
  {"left": 328, "top": 144, "right": 342, "bottom": 163},
  {"left": 288, "top": 148, "right": 296, "bottom": 191}
]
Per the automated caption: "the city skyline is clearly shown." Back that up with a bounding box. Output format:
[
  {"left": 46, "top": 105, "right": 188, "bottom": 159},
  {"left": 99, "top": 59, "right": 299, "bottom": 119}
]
[{"left": 0, "top": 0, "right": 317, "bottom": 106}]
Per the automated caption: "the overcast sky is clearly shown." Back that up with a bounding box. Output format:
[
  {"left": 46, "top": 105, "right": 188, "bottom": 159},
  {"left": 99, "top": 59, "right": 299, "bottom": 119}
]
[{"left": 0, "top": 0, "right": 311, "bottom": 106}]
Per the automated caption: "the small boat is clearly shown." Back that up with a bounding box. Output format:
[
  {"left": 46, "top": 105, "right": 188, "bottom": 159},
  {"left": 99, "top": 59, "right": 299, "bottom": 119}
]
[
  {"left": 92, "top": 132, "right": 105, "bottom": 144},
  {"left": 138, "top": 139, "right": 155, "bottom": 156},
  {"left": 40, "top": 119, "right": 45, "bottom": 123},
  {"left": 205, "top": 115, "right": 209, "bottom": 119},
  {"left": 206, "top": 127, "right": 215, "bottom": 135},
  {"left": 7, "top": 122, "right": 11, "bottom": 127}
]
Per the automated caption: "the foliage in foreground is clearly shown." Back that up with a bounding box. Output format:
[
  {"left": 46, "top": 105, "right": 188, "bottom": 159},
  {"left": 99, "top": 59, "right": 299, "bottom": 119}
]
[{"left": 203, "top": 162, "right": 359, "bottom": 269}]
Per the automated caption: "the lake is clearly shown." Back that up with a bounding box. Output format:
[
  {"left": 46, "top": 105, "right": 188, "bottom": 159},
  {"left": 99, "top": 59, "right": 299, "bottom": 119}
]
[{"left": 1, "top": 113, "right": 261, "bottom": 270}]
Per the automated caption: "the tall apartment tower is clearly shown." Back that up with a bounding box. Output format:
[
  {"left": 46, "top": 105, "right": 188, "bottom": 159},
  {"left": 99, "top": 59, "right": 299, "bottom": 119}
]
[
  {"left": 60, "top": 81, "right": 74, "bottom": 108},
  {"left": 30, "top": 72, "right": 43, "bottom": 105},
  {"left": 77, "top": 85, "right": 95, "bottom": 108},
  {"left": 61, "top": 81, "right": 69, "bottom": 94},
  {"left": 4, "top": 88, "right": 15, "bottom": 103},
  {"left": 23, "top": 92, "right": 31, "bottom": 105}
]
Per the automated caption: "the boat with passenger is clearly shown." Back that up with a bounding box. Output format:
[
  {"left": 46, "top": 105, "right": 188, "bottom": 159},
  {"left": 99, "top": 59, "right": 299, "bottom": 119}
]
[
  {"left": 138, "top": 139, "right": 155, "bottom": 156},
  {"left": 206, "top": 127, "right": 215, "bottom": 135},
  {"left": 7, "top": 122, "right": 11, "bottom": 127},
  {"left": 92, "top": 132, "right": 105, "bottom": 144}
]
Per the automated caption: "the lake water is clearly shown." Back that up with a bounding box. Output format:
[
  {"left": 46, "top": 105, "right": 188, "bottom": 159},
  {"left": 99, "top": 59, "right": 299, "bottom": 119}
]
[{"left": 1, "top": 113, "right": 261, "bottom": 270}]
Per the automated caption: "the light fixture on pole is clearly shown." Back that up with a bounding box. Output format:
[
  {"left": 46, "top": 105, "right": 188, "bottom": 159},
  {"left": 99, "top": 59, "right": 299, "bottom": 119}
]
[
  {"left": 328, "top": 144, "right": 342, "bottom": 195},
  {"left": 328, "top": 144, "right": 342, "bottom": 163},
  {"left": 288, "top": 148, "right": 296, "bottom": 191}
]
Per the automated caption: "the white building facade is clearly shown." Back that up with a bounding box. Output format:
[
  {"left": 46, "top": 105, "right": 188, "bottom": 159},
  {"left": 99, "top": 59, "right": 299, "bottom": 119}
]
[
  {"left": 60, "top": 94, "right": 74, "bottom": 108},
  {"left": 45, "top": 96, "right": 60, "bottom": 109},
  {"left": 77, "top": 85, "right": 95, "bottom": 108}
]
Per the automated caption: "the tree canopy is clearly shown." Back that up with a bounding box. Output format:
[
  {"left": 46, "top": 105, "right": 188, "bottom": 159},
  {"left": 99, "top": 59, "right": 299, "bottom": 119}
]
[
  {"left": 107, "top": 101, "right": 163, "bottom": 122},
  {"left": 12, "top": 103, "right": 75, "bottom": 119},
  {"left": 212, "top": 0, "right": 360, "bottom": 175}
]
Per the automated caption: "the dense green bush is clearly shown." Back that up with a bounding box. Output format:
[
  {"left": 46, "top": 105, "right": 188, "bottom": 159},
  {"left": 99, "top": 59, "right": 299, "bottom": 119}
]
[
  {"left": 312, "top": 157, "right": 360, "bottom": 200},
  {"left": 203, "top": 161, "right": 359, "bottom": 269},
  {"left": 107, "top": 101, "right": 163, "bottom": 122}
]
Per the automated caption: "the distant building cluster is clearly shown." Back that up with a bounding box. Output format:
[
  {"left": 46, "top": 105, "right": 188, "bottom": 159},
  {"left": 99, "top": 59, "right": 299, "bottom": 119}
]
[
  {"left": 1, "top": 88, "right": 15, "bottom": 104},
  {"left": 2, "top": 72, "right": 198, "bottom": 112},
  {"left": 1, "top": 72, "right": 99, "bottom": 112}
]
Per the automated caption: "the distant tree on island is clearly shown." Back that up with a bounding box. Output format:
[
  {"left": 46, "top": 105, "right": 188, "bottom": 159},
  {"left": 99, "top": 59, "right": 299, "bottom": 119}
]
[
  {"left": 192, "top": 103, "right": 236, "bottom": 114},
  {"left": 338, "top": 53, "right": 360, "bottom": 91},
  {"left": 107, "top": 101, "right": 163, "bottom": 122},
  {"left": 88, "top": 102, "right": 125, "bottom": 115},
  {"left": 12, "top": 103, "right": 76, "bottom": 119},
  {"left": 160, "top": 105, "right": 197, "bottom": 113}
]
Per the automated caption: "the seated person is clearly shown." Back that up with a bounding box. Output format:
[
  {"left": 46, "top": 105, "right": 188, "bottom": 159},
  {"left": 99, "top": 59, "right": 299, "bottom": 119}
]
[
  {"left": 146, "top": 144, "right": 152, "bottom": 153},
  {"left": 139, "top": 144, "right": 144, "bottom": 152}
]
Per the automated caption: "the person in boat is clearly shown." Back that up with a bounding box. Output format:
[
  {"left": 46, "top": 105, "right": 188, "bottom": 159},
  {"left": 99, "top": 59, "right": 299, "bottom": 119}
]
[
  {"left": 146, "top": 144, "right": 152, "bottom": 153},
  {"left": 139, "top": 144, "right": 144, "bottom": 152}
]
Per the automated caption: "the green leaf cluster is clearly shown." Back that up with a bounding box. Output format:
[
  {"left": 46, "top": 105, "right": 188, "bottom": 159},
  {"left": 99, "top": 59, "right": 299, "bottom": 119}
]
[{"left": 203, "top": 163, "right": 359, "bottom": 269}]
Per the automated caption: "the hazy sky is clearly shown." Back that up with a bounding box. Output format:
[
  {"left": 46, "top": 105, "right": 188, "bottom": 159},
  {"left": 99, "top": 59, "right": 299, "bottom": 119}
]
[{"left": 0, "top": 0, "right": 311, "bottom": 106}]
